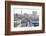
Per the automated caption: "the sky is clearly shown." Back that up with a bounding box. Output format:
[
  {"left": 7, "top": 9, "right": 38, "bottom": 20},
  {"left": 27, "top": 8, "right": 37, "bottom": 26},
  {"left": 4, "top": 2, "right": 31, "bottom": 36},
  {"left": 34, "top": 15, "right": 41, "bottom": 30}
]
[
  {"left": 14, "top": 8, "right": 40, "bottom": 15},
  {"left": 11, "top": 5, "right": 42, "bottom": 15}
]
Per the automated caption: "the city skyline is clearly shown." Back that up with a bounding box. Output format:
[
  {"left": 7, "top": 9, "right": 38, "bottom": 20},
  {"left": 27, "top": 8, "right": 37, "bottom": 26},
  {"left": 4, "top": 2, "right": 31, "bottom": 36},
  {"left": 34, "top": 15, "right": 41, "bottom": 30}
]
[
  {"left": 14, "top": 10, "right": 39, "bottom": 27},
  {"left": 14, "top": 8, "right": 40, "bottom": 15}
]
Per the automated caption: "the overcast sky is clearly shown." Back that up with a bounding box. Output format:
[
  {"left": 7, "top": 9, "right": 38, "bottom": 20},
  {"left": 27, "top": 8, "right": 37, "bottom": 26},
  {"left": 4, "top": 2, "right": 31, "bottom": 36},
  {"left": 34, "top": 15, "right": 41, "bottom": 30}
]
[
  {"left": 14, "top": 8, "right": 40, "bottom": 15},
  {"left": 11, "top": 5, "right": 42, "bottom": 15}
]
